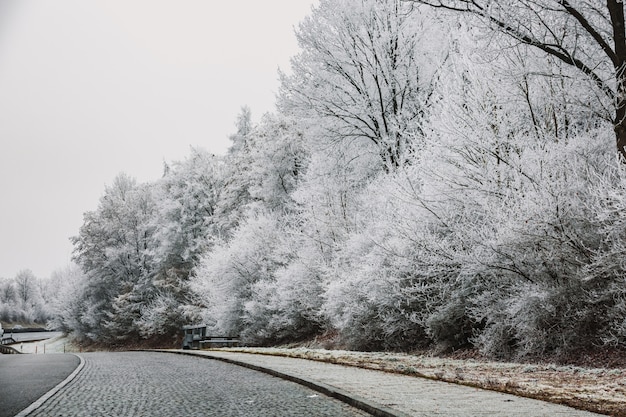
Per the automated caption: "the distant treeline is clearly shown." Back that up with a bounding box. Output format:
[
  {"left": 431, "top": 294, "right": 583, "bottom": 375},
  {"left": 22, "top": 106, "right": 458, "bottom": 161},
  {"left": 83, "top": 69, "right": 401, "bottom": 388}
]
[{"left": 0, "top": 269, "right": 55, "bottom": 325}]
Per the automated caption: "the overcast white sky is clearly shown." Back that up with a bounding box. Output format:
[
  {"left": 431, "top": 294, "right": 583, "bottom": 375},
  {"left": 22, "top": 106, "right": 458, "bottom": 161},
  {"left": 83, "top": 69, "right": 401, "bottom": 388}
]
[{"left": 0, "top": 0, "right": 317, "bottom": 280}]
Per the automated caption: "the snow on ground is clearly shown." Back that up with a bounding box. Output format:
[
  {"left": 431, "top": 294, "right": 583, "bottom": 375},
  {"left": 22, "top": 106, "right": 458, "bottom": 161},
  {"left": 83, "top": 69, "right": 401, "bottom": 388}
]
[{"left": 13, "top": 334, "right": 81, "bottom": 354}]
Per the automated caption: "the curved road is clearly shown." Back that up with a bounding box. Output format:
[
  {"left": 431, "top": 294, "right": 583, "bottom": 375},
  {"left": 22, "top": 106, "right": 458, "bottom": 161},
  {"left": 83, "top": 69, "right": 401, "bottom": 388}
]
[
  {"left": 0, "top": 354, "right": 80, "bottom": 417},
  {"left": 18, "top": 352, "right": 370, "bottom": 417}
]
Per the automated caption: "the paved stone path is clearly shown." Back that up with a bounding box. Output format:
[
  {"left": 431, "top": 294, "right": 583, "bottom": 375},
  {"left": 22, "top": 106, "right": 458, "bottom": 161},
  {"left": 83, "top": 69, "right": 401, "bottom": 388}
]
[
  {"left": 27, "top": 352, "right": 370, "bottom": 417},
  {"left": 174, "top": 350, "right": 604, "bottom": 417}
]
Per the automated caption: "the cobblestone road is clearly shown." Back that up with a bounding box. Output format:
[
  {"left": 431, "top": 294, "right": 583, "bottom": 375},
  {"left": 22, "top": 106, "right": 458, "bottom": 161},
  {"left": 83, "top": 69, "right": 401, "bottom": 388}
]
[{"left": 28, "top": 352, "right": 371, "bottom": 417}]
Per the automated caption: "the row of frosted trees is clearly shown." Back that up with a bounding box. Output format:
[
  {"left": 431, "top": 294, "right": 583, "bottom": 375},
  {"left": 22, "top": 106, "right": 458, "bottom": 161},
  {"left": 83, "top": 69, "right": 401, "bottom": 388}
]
[
  {"left": 54, "top": 0, "right": 626, "bottom": 358},
  {"left": 0, "top": 269, "right": 53, "bottom": 324}
]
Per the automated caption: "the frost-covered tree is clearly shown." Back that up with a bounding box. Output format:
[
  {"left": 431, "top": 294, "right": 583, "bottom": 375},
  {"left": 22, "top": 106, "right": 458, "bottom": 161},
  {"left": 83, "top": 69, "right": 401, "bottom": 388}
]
[
  {"left": 151, "top": 148, "right": 223, "bottom": 273},
  {"left": 407, "top": 0, "right": 626, "bottom": 158},
  {"left": 214, "top": 108, "right": 257, "bottom": 235},
  {"left": 71, "top": 174, "right": 158, "bottom": 343},
  {"left": 54, "top": 0, "right": 626, "bottom": 358},
  {"left": 305, "top": 8, "right": 626, "bottom": 355},
  {"left": 215, "top": 112, "right": 308, "bottom": 230},
  {"left": 192, "top": 209, "right": 326, "bottom": 345},
  {"left": 47, "top": 264, "right": 88, "bottom": 335},
  {"left": 192, "top": 214, "right": 286, "bottom": 339},
  {"left": 0, "top": 270, "right": 53, "bottom": 324},
  {"left": 0, "top": 278, "right": 16, "bottom": 304},
  {"left": 139, "top": 149, "right": 222, "bottom": 339},
  {"left": 245, "top": 113, "right": 307, "bottom": 211},
  {"left": 227, "top": 105, "right": 253, "bottom": 155},
  {"left": 395, "top": 30, "right": 625, "bottom": 355},
  {"left": 281, "top": 0, "right": 448, "bottom": 170},
  {"left": 14, "top": 269, "right": 37, "bottom": 305}
]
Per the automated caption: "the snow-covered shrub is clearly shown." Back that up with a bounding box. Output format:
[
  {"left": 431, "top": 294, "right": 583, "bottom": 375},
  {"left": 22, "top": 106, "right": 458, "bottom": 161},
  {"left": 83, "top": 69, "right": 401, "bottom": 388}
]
[
  {"left": 261, "top": 256, "right": 326, "bottom": 343},
  {"left": 136, "top": 269, "right": 201, "bottom": 340},
  {"left": 459, "top": 129, "right": 619, "bottom": 357},
  {"left": 585, "top": 160, "right": 626, "bottom": 348},
  {"left": 413, "top": 32, "right": 620, "bottom": 357},
  {"left": 191, "top": 213, "right": 289, "bottom": 341},
  {"left": 319, "top": 167, "right": 470, "bottom": 350}
]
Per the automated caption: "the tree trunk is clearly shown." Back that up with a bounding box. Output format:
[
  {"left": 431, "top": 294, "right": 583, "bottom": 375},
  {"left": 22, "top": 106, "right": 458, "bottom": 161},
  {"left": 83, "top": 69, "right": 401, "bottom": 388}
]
[
  {"left": 615, "top": 97, "right": 626, "bottom": 161},
  {"left": 608, "top": 0, "right": 626, "bottom": 160}
]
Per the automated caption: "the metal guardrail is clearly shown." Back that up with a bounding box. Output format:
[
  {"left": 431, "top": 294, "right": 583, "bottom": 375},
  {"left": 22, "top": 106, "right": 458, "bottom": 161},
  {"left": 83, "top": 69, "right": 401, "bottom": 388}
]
[
  {"left": 0, "top": 344, "right": 21, "bottom": 354},
  {"left": 199, "top": 337, "right": 240, "bottom": 349},
  {"left": 1, "top": 337, "right": 17, "bottom": 345}
]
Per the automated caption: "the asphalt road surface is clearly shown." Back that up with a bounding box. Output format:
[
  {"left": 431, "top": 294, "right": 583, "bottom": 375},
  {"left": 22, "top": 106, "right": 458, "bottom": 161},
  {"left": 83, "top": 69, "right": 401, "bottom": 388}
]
[
  {"left": 0, "top": 353, "right": 80, "bottom": 417},
  {"left": 23, "top": 352, "right": 370, "bottom": 416}
]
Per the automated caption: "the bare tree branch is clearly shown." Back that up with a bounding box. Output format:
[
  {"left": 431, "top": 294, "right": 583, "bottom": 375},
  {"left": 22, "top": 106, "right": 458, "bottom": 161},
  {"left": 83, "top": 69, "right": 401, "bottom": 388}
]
[{"left": 406, "top": 0, "right": 626, "bottom": 157}]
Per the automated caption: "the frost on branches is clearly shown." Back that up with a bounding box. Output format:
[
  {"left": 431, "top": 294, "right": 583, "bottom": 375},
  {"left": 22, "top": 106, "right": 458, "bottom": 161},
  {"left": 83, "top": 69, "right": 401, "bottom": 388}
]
[{"left": 58, "top": 0, "right": 626, "bottom": 358}]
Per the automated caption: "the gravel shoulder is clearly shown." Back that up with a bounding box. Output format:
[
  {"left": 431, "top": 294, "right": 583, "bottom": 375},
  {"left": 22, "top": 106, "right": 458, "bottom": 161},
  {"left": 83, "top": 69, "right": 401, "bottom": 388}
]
[{"left": 216, "top": 347, "right": 626, "bottom": 417}]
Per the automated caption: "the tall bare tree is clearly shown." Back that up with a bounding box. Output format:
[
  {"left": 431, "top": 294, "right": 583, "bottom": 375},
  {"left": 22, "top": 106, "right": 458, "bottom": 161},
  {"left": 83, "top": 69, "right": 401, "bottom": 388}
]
[
  {"left": 14, "top": 269, "right": 36, "bottom": 305},
  {"left": 280, "top": 0, "right": 448, "bottom": 170},
  {"left": 405, "top": 0, "right": 626, "bottom": 159}
]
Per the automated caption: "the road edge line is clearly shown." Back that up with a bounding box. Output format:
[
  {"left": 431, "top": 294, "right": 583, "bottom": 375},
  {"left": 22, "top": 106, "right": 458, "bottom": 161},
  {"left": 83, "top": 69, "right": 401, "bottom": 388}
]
[
  {"left": 149, "top": 349, "right": 411, "bottom": 417},
  {"left": 14, "top": 353, "right": 85, "bottom": 417}
]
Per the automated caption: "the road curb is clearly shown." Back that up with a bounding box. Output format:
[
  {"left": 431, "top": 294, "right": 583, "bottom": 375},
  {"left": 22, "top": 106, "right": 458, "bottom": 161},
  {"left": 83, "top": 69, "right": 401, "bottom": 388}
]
[
  {"left": 14, "top": 353, "right": 85, "bottom": 417},
  {"left": 150, "top": 349, "right": 410, "bottom": 417}
]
